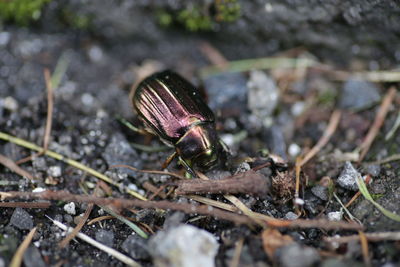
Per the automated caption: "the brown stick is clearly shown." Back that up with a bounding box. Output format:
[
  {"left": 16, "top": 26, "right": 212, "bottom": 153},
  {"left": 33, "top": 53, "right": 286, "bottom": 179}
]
[
  {"left": 173, "top": 170, "right": 270, "bottom": 196},
  {"left": 0, "top": 154, "right": 36, "bottom": 180},
  {"left": 0, "top": 190, "right": 364, "bottom": 230},
  {"left": 0, "top": 201, "right": 50, "bottom": 209},
  {"left": 358, "top": 86, "right": 397, "bottom": 163},
  {"left": 0, "top": 190, "right": 253, "bottom": 225}
]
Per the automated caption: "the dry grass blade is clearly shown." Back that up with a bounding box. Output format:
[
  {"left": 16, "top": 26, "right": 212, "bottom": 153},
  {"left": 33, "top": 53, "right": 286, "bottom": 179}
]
[
  {"left": 0, "top": 154, "right": 35, "bottom": 180},
  {"left": 359, "top": 231, "right": 371, "bottom": 267},
  {"left": 300, "top": 109, "right": 342, "bottom": 166},
  {"left": 358, "top": 86, "right": 397, "bottom": 163},
  {"left": 10, "top": 227, "right": 37, "bottom": 267},
  {"left": 47, "top": 217, "right": 141, "bottom": 267}
]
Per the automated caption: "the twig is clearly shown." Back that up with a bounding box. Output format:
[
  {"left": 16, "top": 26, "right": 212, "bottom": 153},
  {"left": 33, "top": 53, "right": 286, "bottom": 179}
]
[
  {"left": 324, "top": 231, "right": 400, "bottom": 243},
  {"left": 358, "top": 87, "right": 397, "bottom": 163},
  {"left": 385, "top": 109, "right": 400, "bottom": 140},
  {"left": 47, "top": 216, "right": 141, "bottom": 267},
  {"left": 0, "top": 201, "right": 50, "bottom": 209},
  {"left": 1, "top": 190, "right": 254, "bottom": 225},
  {"left": 359, "top": 231, "right": 371, "bottom": 267},
  {"left": 0, "top": 131, "right": 146, "bottom": 201},
  {"left": 229, "top": 238, "right": 244, "bottom": 267},
  {"left": 199, "top": 41, "right": 229, "bottom": 68},
  {"left": 368, "top": 153, "right": 400, "bottom": 165},
  {"left": 173, "top": 170, "right": 270, "bottom": 196},
  {"left": 0, "top": 154, "right": 36, "bottom": 180},
  {"left": 110, "top": 164, "right": 186, "bottom": 180},
  {"left": 10, "top": 227, "right": 37, "bottom": 267},
  {"left": 59, "top": 202, "right": 94, "bottom": 248},
  {"left": 299, "top": 110, "right": 342, "bottom": 166}
]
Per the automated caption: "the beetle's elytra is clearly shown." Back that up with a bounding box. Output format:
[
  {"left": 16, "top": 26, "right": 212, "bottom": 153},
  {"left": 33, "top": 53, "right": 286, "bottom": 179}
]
[{"left": 131, "top": 70, "right": 221, "bottom": 173}]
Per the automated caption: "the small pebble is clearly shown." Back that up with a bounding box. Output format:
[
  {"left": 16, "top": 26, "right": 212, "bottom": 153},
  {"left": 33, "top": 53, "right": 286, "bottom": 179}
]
[
  {"left": 9, "top": 208, "right": 33, "bottom": 230},
  {"left": 23, "top": 245, "right": 46, "bottom": 267},
  {"left": 247, "top": 70, "right": 279, "bottom": 118},
  {"left": 284, "top": 212, "right": 299, "bottom": 220},
  {"left": 337, "top": 161, "right": 361, "bottom": 191},
  {"left": 311, "top": 185, "right": 329, "bottom": 201},
  {"left": 339, "top": 79, "right": 380, "bottom": 110},
  {"left": 276, "top": 243, "right": 320, "bottom": 267},
  {"left": 95, "top": 229, "right": 114, "bottom": 247},
  {"left": 149, "top": 224, "right": 219, "bottom": 267},
  {"left": 48, "top": 166, "right": 61, "bottom": 177},
  {"left": 122, "top": 234, "right": 150, "bottom": 260},
  {"left": 288, "top": 143, "right": 301, "bottom": 157},
  {"left": 63, "top": 202, "right": 76, "bottom": 215},
  {"left": 327, "top": 211, "right": 342, "bottom": 221}
]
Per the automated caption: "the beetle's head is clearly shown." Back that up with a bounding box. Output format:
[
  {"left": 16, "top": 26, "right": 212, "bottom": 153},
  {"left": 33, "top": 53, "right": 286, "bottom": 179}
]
[{"left": 175, "top": 123, "right": 220, "bottom": 171}]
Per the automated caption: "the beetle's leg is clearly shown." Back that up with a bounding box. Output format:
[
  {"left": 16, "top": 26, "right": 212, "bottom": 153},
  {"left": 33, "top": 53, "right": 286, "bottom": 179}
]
[
  {"left": 178, "top": 157, "right": 196, "bottom": 178},
  {"left": 219, "top": 139, "right": 231, "bottom": 154},
  {"left": 162, "top": 151, "right": 177, "bottom": 169}
]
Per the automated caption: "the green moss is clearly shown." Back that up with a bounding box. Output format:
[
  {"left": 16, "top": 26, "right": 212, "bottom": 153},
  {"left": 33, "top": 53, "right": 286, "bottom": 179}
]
[
  {"left": 0, "top": 0, "right": 51, "bottom": 26},
  {"left": 214, "top": 0, "right": 241, "bottom": 22},
  {"left": 60, "top": 9, "right": 92, "bottom": 30},
  {"left": 178, "top": 7, "right": 213, "bottom": 31},
  {"left": 157, "top": 1, "right": 241, "bottom": 32}
]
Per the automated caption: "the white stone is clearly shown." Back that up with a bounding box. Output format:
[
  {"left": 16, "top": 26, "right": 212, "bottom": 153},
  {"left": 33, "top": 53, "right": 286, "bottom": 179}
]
[{"left": 64, "top": 202, "right": 76, "bottom": 215}]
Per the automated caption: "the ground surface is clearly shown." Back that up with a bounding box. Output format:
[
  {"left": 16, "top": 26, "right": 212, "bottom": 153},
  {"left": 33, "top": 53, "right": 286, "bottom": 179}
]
[{"left": 0, "top": 1, "right": 400, "bottom": 267}]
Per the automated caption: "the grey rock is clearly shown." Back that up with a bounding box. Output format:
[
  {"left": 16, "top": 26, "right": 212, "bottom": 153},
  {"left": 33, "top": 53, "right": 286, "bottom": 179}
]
[
  {"left": 9, "top": 208, "right": 33, "bottom": 230},
  {"left": 95, "top": 229, "right": 114, "bottom": 247},
  {"left": 204, "top": 72, "right": 247, "bottom": 111},
  {"left": 276, "top": 243, "right": 320, "bottom": 267},
  {"left": 311, "top": 185, "right": 329, "bottom": 201},
  {"left": 0, "top": 257, "right": 4, "bottom": 267},
  {"left": 23, "top": 245, "right": 46, "bottom": 267},
  {"left": 263, "top": 126, "right": 287, "bottom": 159},
  {"left": 163, "top": 211, "right": 186, "bottom": 229},
  {"left": 339, "top": 79, "right": 380, "bottom": 110},
  {"left": 363, "top": 164, "right": 381, "bottom": 177},
  {"left": 284, "top": 212, "right": 299, "bottom": 220},
  {"left": 149, "top": 224, "right": 219, "bottom": 267},
  {"left": 247, "top": 70, "right": 279, "bottom": 119},
  {"left": 337, "top": 161, "right": 361, "bottom": 191},
  {"left": 121, "top": 234, "right": 150, "bottom": 260},
  {"left": 103, "top": 132, "right": 141, "bottom": 176}
]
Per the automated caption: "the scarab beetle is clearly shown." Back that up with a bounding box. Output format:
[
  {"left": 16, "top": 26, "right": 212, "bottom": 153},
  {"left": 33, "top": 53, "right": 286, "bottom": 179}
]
[{"left": 131, "top": 70, "right": 221, "bottom": 175}]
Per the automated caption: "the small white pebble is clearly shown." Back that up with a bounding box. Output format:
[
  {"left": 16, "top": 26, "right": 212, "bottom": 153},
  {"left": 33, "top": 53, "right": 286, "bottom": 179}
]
[
  {"left": 291, "top": 101, "right": 306, "bottom": 116},
  {"left": 288, "top": 143, "right": 301, "bottom": 157},
  {"left": 294, "top": 197, "right": 305, "bottom": 205},
  {"left": 3, "top": 96, "right": 18, "bottom": 111},
  {"left": 32, "top": 187, "right": 46, "bottom": 193},
  {"left": 327, "top": 211, "right": 342, "bottom": 221},
  {"left": 64, "top": 202, "right": 76, "bottom": 215},
  {"left": 48, "top": 166, "right": 61, "bottom": 177}
]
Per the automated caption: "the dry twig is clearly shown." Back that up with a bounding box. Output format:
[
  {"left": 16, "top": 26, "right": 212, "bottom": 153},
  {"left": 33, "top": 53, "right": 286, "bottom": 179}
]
[
  {"left": 358, "top": 86, "right": 397, "bottom": 163},
  {"left": 299, "top": 109, "right": 342, "bottom": 166},
  {"left": 0, "top": 154, "right": 36, "bottom": 180},
  {"left": 10, "top": 227, "right": 37, "bottom": 267}
]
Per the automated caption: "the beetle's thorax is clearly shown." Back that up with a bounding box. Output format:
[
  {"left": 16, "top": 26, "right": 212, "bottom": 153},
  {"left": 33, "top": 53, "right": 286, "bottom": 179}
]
[{"left": 175, "top": 123, "right": 219, "bottom": 169}]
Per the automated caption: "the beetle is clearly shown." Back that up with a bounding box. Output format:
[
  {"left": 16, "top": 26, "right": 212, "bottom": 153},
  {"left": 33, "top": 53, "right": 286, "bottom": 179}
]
[{"left": 131, "top": 70, "right": 222, "bottom": 176}]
